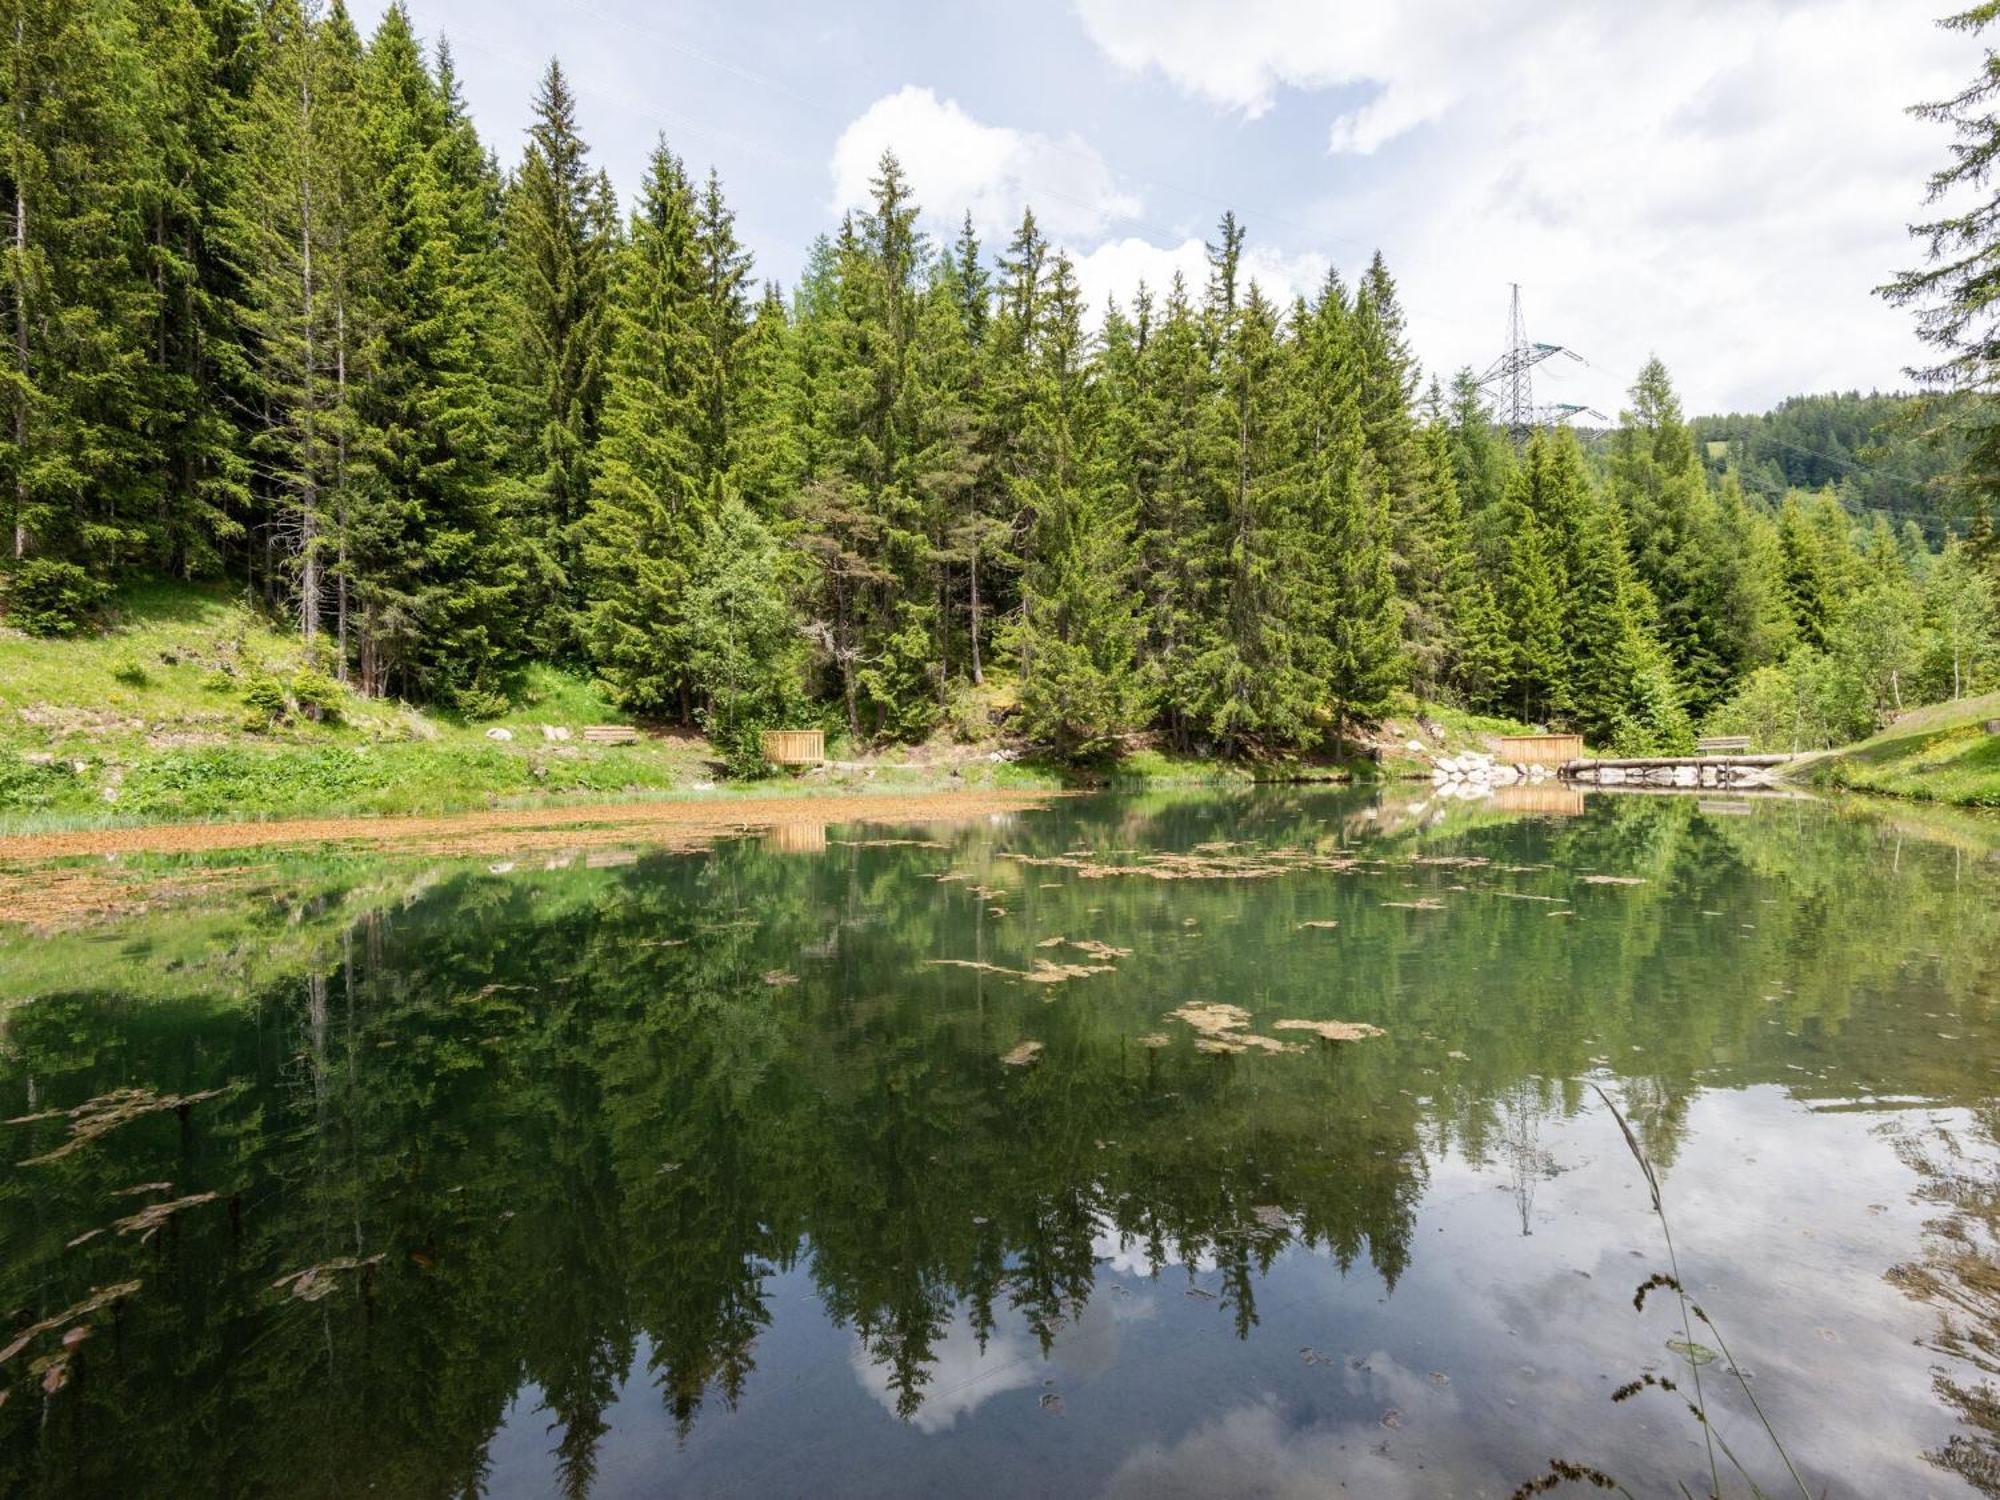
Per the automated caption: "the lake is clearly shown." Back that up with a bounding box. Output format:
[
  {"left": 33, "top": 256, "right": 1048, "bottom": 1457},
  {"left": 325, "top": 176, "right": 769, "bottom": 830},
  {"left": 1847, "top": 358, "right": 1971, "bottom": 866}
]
[{"left": 2, "top": 787, "right": 1998, "bottom": 1498}]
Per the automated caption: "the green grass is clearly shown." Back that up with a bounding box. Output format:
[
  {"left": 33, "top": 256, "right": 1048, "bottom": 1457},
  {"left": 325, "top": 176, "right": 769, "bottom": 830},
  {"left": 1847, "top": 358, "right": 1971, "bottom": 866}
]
[
  {"left": 1801, "top": 691, "right": 2000, "bottom": 808},
  {"left": 0, "top": 581, "right": 1540, "bottom": 827},
  {"left": 0, "top": 581, "right": 716, "bottom": 825}
]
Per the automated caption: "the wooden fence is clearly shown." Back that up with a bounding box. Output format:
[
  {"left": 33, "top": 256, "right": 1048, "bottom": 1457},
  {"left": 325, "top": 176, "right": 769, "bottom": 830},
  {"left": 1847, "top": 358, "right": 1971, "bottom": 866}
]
[
  {"left": 1496, "top": 733, "right": 1584, "bottom": 767},
  {"left": 761, "top": 729, "right": 825, "bottom": 766}
]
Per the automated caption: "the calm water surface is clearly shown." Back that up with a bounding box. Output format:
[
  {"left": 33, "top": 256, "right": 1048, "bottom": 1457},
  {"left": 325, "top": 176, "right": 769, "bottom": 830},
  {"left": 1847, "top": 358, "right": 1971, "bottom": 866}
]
[{"left": 3, "top": 788, "right": 1999, "bottom": 1498}]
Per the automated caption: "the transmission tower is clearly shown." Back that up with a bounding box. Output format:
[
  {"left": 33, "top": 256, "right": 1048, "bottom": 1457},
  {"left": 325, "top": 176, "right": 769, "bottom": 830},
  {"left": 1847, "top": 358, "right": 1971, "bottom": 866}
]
[{"left": 1476, "top": 284, "right": 1603, "bottom": 441}]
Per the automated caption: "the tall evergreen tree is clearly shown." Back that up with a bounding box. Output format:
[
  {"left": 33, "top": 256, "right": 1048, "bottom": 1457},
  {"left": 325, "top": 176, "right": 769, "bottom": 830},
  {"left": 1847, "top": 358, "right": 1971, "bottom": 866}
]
[
  {"left": 1609, "top": 358, "right": 1744, "bottom": 714},
  {"left": 581, "top": 139, "right": 704, "bottom": 716},
  {"left": 131, "top": 0, "right": 257, "bottom": 578},
  {"left": 1006, "top": 253, "right": 1145, "bottom": 755},
  {"left": 228, "top": 0, "right": 374, "bottom": 643},
  {"left": 0, "top": 0, "right": 162, "bottom": 568},
  {"left": 504, "top": 57, "right": 615, "bottom": 657},
  {"left": 348, "top": 2, "right": 511, "bottom": 702},
  {"left": 1130, "top": 273, "right": 1228, "bottom": 749}
]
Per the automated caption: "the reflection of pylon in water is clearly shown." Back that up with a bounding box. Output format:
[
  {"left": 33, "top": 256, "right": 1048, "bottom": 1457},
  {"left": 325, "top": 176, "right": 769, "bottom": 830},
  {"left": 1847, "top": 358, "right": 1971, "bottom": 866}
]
[
  {"left": 1476, "top": 284, "right": 1605, "bottom": 442},
  {"left": 1504, "top": 1082, "right": 1555, "bottom": 1237}
]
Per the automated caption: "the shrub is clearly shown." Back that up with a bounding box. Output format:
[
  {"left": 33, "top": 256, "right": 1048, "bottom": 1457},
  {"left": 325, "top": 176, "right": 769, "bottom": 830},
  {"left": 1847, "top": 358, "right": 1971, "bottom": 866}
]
[
  {"left": 241, "top": 669, "right": 345, "bottom": 728},
  {"left": 111, "top": 654, "right": 151, "bottom": 687},
  {"left": 0, "top": 754, "right": 79, "bottom": 812},
  {"left": 7, "top": 560, "right": 107, "bottom": 637}
]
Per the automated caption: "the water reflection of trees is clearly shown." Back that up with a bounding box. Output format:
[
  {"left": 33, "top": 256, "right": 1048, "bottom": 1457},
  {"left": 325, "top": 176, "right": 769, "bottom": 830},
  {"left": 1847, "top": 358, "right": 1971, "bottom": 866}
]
[{"left": 0, "top": 792, "right": 1995, "bottom": 1496}]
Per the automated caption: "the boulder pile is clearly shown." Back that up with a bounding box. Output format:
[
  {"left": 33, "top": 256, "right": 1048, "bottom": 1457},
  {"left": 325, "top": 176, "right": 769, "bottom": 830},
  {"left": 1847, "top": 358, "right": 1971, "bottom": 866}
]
[{"left": 1429, "top": 751, "right": 1558, "bottom": 790}]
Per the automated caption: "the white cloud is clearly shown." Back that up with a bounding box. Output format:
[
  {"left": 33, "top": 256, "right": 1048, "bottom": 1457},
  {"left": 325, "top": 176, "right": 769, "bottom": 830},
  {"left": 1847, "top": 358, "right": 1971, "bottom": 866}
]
[
  {"left": 1070, "top": 236, "right": 1330, "bottom": 320},
  {"left": 1075, "top": 0, "right": 1972, "bottom": 411},
  {"left": 830, "top": 85, "right": 1142, "bottom": 245}
]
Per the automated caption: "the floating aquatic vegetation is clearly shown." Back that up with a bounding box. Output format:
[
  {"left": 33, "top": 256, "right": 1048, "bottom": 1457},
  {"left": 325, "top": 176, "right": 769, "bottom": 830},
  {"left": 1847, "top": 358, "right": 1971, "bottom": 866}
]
[
  {"left": 923, "top": 957, "right": 1115, "bottom": 985},
  {"left": 110, "top": 1191, "right": 219, "bottom": 1245},
  {"left": 1137, "top": 1033, "right": 1171, "bottom": 1048},
  {"left": 0, "top": 1280, "right": 141, "bottom": 1369},
  {"left": 1581, "top": 874, "right": 1647, "bottom": 886},
  {"left": 827, "top": 838, "right": 946, "bottom": 849},
  {"left": 998, "top": 844, "right": 1361, "bottom": 883},
  {"left": 1167, "top": 1002, "right": 1303, "bottom": 1055},
  {"left": 1000, "top": 1041, "right": 1043, "bottom": 1067},
  {"left": 761, "top": 970, "right": 800, "bottom": 987},
  {"left": 7, "top": 1085, "right": 238, "bottom": 1166},
  {"left": 272, "top": 1253, "right": 385, "bottom": 1303},
  {"left": 1035, "top": 936, "right": 1133, "bottom": 959},
  {"left": 1296, "top": 920, "right": 1341, "bottom": 929},
  {"left": 1382, "top": 898, "right": 1446, "bottom": 911},
  {"left": 1272, "top": 1019, "right": 1385, "bottom": 1043}
]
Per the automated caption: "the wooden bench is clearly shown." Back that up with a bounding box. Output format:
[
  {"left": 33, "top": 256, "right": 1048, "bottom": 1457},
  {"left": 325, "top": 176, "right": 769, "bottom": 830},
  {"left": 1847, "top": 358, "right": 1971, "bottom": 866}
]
[
  {"left": 1695, "top": 736, "right": 1752, "bottom": 754},
  {"left": 580, "top": 725, "right": 641, "bottom": 745}
]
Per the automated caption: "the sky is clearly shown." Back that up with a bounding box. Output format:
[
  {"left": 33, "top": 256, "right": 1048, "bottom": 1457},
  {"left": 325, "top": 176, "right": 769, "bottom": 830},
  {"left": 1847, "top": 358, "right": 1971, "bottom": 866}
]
[{"left": 350, "top": 0, "right": 1973, "bottom": 416}]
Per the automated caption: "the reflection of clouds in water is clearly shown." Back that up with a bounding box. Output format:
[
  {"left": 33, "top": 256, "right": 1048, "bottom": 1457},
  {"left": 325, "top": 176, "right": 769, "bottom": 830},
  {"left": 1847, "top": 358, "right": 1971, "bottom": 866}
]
[
  {"left": 848, "top": 1307, "right": 1040, "bottom": 1433},
  {"left": 848, "top": 1293, "right": 1130, "bottom": 1432},
  {"left": 1097, "top": 1396, "right": 1443, "bottom": 1500},
  {"left": 1340, "top": 1347, "right": 1463, "bottom": 1420},
  {"left": 1092, "top": 1217, "right": 1217, "bottom": 1278}
]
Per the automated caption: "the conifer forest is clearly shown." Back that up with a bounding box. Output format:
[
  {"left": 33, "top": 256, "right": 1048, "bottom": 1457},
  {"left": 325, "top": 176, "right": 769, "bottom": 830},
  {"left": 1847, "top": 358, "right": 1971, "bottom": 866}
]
[{"left": 4, "top": 0, "right": 2000, "bottom": 773}]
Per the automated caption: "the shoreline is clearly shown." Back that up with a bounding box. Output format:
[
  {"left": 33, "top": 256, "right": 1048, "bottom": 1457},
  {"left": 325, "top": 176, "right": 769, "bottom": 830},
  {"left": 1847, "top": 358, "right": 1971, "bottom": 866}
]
[{"left": 0, "top": 786, "right": 1068, "bottom": 864}]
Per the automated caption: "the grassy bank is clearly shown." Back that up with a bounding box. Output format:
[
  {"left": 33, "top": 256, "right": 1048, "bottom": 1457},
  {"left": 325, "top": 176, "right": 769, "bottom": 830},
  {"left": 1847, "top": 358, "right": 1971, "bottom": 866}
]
[
  {"left": 1796, "top": 691, "right": 2000, "bottom": 808},
  {"left": 0, "top": 582, "right": 1529, "bottom": 830}
]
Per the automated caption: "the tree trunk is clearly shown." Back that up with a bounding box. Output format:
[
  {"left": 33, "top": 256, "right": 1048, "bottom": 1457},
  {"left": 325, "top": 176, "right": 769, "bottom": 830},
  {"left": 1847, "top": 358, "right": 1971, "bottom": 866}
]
[
  {"left": 296, "top": 68, "right": 319, "bottom": 644},
  {"left": 334, "top": 300, "right": 348, "bottom": 681},
  {"left": 969, "top": 541, "right": 984, "bottom": 686},
  {"left": 11, "top": 10, "right": 29, "bottom": 562}
]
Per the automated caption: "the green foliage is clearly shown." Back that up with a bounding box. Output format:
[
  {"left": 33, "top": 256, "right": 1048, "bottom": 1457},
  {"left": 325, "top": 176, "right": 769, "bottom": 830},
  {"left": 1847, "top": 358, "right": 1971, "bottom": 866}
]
[
  {"left": 6, "top": 560, "right": 108, "bottom": 637},
  {"left": 0, "top": 752, "right": 75, "bottom": 811},
  {"left": 240, "top": 666, "right": 343, "bottom": 728},
  {"left": 682, "top": 495, "right": 808, "bottom": 774},
  {"left": 1700, "top": 650, "right": 1874, "bottom": 753}
]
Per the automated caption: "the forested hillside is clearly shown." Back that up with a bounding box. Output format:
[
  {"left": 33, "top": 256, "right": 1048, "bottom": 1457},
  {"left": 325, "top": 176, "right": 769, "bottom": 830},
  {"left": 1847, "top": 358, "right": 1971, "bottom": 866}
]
[
  {"left": 3, "top": 0, "right": 1998, "bottom": 772},
  {"left": 1691, "top": 392, "right": 1964, "bottom": 534}
]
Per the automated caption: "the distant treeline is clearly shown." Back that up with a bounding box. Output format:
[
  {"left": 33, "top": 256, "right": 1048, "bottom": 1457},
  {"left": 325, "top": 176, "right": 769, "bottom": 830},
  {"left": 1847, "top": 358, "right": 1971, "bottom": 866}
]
[
  {"left": 1690, "top": 392, "right": 1966, "bottom": 536},
  {"left": 2, "top": 0, "right": 1996, "bottom": 764}
]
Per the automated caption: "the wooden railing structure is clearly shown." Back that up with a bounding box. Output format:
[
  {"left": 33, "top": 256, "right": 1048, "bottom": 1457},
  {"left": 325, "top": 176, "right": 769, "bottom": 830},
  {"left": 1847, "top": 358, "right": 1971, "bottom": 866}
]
[{"left": 760, "top": 729, "right": 825, "bottom": 767}]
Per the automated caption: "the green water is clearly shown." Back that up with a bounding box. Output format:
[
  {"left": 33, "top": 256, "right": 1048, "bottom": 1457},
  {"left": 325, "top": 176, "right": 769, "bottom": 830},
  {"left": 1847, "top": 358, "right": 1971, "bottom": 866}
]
[{"left": 2, "top": 789, "right": 1999, "bottom": 1498}]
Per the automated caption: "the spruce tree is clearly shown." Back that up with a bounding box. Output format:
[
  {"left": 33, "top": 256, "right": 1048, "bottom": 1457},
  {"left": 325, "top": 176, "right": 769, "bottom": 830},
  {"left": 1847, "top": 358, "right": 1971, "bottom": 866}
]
[
  {"left": 1609, "top": 358, "right": 1742, "bottom": 714},
  {"left": 227, "top": 0, "right": 374, "bottom": 643},
  {"left": 1006, "top": 253, "right": 1145, "bottom": 755},
  {"left": 349, "top": 2, "right": 511, "bottom": 703},
  {"left": 580, "top": 139, "right": 705, "bottom": 716},
  {"left": 131, "top": 0, "right": 257, "bottom": 578},
  {"left": 1295, "top": 269, "right": 1402, "bottom": 751},
  {"left": 504, "top": 58, "right": 615, "bottom": 657},
  {"left": 0, "top": 0, "right": 161, "bottom": 569},
  {"left": 726, "top": 282, "right": 803, "bottom": 518},
  {"left": 1493, "top": 469, "right": 1568, "bottom": 724},
  {"left": 1205, "top": 275, "right": 1307, "bottom": 751},
  {"left": 1130, "top": 273, "right": 1228, "bottom": 748},
  {"left": 691, "top": 167, "right": 749, "bottom": 484}
]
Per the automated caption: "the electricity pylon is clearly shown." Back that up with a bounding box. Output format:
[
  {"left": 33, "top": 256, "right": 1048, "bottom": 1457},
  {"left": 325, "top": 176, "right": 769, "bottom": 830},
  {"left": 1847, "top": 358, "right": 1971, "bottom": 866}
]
[{"left": 1476, "top": 284, "right": 1603, "bottom": 441}]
